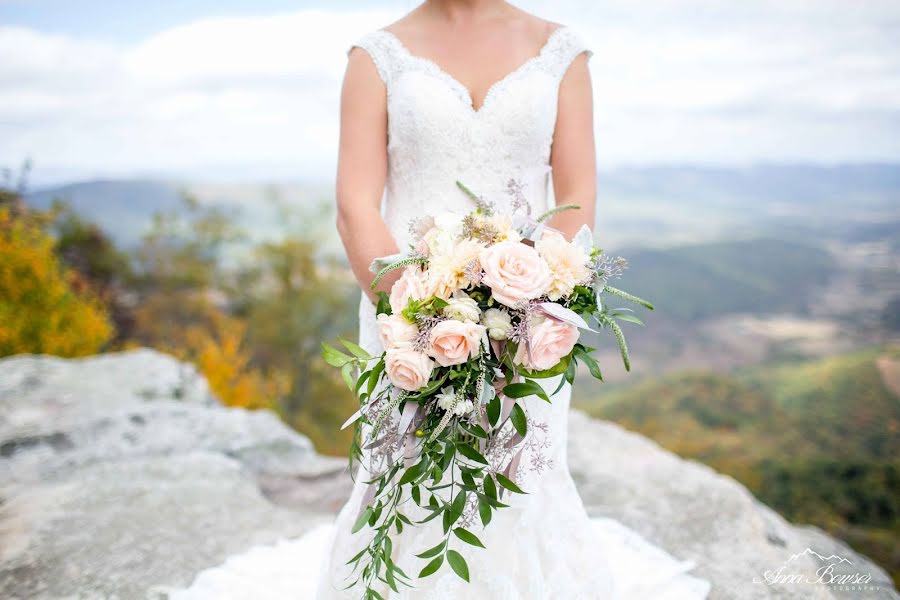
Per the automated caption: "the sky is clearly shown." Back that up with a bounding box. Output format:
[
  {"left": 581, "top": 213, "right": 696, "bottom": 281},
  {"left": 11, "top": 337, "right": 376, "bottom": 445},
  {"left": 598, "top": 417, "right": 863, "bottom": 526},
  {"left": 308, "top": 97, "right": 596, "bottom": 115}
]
[{"left": 1, "top": 0, "right": 899, "bottom": 186}]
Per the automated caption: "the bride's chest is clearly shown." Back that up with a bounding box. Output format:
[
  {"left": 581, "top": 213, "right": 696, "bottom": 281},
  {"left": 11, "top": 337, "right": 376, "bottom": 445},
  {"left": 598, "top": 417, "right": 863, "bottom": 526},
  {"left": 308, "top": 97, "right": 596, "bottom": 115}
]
[{"left": 386, "top": 68, "right": 560, "bottom": 160}]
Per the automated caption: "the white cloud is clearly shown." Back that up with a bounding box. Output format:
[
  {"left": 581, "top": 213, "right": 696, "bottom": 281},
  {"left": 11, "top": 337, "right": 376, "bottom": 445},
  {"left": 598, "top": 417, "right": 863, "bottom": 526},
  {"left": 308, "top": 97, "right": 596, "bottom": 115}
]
[{"left": 0, "top": 2, "right": 898, "bottom": 185}]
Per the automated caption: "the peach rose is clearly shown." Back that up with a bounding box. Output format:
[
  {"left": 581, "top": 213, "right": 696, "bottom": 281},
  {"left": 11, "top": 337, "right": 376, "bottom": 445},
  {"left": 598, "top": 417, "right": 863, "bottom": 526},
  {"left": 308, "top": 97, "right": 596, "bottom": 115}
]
[
  {"left": 384, "top": 347, "right": 434, "bottom": 391},
  {"left": 389, "top": 266, "right": 430, "bottom": 314},
  {"left": 376, "top": 313, "right": 419, "bottom": 349},
  {"left": 535, "top": 230, "right": 592, "bottom": 301},
  {"left": 513, "top": 314, "right": 579, "bottom": 371},
  {"left": 427, "top": 319, "right": 486, "bottom": 367},
  {"left": 479, "top": 241, "right": 552, "bottom": 307}
]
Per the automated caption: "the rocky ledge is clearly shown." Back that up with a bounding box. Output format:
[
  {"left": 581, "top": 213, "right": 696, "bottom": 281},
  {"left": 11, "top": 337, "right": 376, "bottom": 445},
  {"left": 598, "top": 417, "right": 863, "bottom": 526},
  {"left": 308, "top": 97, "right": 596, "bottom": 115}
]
[{"left": 0, "top": 350, "right": 896, "bottom": 599}]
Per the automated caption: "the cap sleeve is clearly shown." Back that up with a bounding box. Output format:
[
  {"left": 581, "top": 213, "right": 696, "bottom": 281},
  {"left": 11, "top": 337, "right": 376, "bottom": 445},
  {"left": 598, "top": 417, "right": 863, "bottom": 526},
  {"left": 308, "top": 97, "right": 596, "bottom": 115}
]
[
  {"left": 348, "top": 30, "right": 394, "bottom": 86},
  {"left": 545, "top": 26, "right": 593, "bottom": 81}
]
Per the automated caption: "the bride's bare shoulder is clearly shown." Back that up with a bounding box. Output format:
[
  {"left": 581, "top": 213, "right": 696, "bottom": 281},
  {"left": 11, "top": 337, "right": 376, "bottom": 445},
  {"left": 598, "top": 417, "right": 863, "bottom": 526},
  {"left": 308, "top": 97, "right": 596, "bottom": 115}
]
[{"left": 505, "top": 6, "right": 565, "bottom": 36}]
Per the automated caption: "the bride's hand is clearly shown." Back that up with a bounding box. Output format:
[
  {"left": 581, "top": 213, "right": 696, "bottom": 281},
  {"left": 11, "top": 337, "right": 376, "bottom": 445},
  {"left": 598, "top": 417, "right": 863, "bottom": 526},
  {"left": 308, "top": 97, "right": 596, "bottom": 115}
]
[{"left": 336, "top": 45, "right": 402, "bottom": 303}]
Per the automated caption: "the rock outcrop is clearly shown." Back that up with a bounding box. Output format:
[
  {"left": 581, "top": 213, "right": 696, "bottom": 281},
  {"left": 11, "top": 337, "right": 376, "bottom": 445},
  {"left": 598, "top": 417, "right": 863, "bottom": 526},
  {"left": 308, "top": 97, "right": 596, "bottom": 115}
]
[{"left": 1, "top": 350, "right": 896, "bottom": 599}]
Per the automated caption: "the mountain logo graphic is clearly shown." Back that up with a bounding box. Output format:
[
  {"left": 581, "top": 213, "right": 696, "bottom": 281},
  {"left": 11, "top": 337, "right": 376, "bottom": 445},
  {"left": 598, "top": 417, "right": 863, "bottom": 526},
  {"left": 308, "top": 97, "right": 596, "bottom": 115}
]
[{"left": 786, "top": 548, "right": 852, "bottom": 565}]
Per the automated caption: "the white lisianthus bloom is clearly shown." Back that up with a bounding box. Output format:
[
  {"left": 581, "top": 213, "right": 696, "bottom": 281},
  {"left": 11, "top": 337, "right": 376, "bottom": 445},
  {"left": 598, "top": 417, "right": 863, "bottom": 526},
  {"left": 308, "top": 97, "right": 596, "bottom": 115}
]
[
  {"left": 482, "top": 307, "right": 513, "bottom": 340},
  {"left": 423, "top": 212, "right": 465, "bottom": 257},
  {"left": 443, "top": 294, "right": 481, "bottom": 322},
  {"left": 436, "top": 386, "right": 474, "bottom": 416},
  {"left": 455, "top": 398, "right": 475, "bottom": 416}
]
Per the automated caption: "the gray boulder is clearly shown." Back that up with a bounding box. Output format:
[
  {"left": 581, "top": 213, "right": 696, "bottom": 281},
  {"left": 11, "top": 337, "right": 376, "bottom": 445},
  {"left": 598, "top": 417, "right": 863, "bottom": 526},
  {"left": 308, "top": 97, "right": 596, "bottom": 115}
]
[{"left": 0, "top": 350, "right": 896, "bottom": 599}]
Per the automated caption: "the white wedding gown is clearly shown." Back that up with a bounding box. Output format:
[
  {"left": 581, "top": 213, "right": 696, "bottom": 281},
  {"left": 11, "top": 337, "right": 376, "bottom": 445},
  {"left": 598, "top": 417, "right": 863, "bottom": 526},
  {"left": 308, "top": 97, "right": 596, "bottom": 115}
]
[{"left": 171, "top": 25, "right": 711, "bottom": 600}]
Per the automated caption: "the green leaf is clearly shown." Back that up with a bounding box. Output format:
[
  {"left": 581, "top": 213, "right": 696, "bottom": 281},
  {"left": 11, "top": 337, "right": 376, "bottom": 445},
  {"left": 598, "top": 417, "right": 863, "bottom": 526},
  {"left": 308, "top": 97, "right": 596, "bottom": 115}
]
[
  {"left": 415, "top": 539, "right": 446, "bottom": 559},
  {"left": 442, "top": 506, "right": 452, "bottom": 533},
  {"left": 478, "top": 497, "right": 492, "bottom": 526},
  {"left": 503, "top": 380, "right": 550, "bottom": 403},
  {"left": 453, "top": 527, "right": 486, "bottom": 548},
  {"left": 554, "top": 357, "right": 576, "bottom": 394},
  {"left": 455, "top": 443, "right": 489, "bottom": 465},
  {"left": 459, "top": 421, "right": 488, "bottom": 438},
  {"left": 340, "top": 338, "right": 372, "bottom": 359},
  {"left": 345, "top": 545, "right": 368, "bottom": 565},
  {"left": 367, "top": 359, "right": 384, "bottom": 397},
  {"left": 322, "top": 341, "right": 352, "bottom": 367},
  {"left": 510, "top": 403, "right": 527, "bottom": 437},
  {"left": 375, "top": 291, "right": 391, "bottom": 316},
  {"left": 385, "top": 562, "right": 398, "bottom": 593},
  {"left": 352, "top": 506, "right": 373, "bottom": 534},
  {"left": 519, "top": 353, "right": 571, "bottom": 379},
  {"left": 449, "top": 489, "right": 466, "bottom": 522},
  {"left": 340, "top": 362, "right": 355, "bottom": 390},
  {"left": 613, "top": 313, "right": 645, "bottom": 326},
  {"left": 418, "top": 555, "right": 444, "bottom": 578},
  {"left": 483, "top": 473, "right": 497, "bottom": 499},
  {"left": 486, "top": 394, "right": 500, "bottom": 426},
  {"left": 398, "top": 460, "right": 427, "bottom": 485},
  {"left": 573, "top": 346, "right": 602, "bottom": 381},
  {"left": 354, "top": 368, "right": 371, "bottom": 395},
  {"left": 495, "top": 472, "right": 527, "bottom": 494},
  {"left": 447, "top": 550, "right": 470, "bottom": 582}
]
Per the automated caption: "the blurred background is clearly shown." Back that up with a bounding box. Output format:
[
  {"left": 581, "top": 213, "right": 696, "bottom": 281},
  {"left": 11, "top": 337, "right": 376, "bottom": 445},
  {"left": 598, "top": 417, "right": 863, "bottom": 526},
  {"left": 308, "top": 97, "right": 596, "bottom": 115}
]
[{"left": 1, "top": 0, "right": 898, "bottom": 587}]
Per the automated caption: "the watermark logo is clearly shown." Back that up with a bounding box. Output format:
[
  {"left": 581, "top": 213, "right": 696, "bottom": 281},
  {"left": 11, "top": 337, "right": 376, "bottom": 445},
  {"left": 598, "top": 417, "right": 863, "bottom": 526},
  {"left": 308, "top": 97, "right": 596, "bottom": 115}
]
[{"left": 754, "top": 547, "right": 882, "bottom": 594}]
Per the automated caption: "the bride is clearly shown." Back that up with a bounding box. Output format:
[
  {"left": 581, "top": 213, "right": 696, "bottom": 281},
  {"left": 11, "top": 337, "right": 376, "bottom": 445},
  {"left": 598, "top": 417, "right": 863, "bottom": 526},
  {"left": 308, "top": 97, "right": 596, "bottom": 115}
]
[{"left": 173, "top": 1, "right": 711, "bottom": 598}]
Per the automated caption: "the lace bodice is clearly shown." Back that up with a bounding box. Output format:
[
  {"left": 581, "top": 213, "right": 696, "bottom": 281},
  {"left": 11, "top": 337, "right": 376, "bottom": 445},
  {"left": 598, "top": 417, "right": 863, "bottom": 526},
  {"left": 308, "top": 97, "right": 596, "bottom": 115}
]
[{"left": 348, "top": 25, "right": 593, "bottom": 251}]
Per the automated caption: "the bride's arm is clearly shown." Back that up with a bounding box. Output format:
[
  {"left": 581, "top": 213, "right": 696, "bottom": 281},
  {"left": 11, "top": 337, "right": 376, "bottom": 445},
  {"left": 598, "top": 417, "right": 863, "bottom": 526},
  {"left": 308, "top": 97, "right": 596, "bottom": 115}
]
[
  {"left": 336, "top": 48, "right": 402, "bottom": 303},
  {"left": 548, "top": 52, "right": 597, "bottom": 240}
]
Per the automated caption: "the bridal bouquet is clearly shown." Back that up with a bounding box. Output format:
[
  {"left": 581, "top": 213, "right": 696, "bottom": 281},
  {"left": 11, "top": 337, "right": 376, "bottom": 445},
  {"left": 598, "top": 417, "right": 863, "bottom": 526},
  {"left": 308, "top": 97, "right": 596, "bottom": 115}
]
[{"left": 322, "top": 179, "right": 652, "bottom": 597}]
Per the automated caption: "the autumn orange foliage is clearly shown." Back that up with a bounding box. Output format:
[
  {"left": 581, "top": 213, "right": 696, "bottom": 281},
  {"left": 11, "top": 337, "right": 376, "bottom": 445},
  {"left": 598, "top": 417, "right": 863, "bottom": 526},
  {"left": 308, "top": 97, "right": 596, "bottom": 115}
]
[{"left": 0, "top": 207, "right": 113, "bottom": 357}]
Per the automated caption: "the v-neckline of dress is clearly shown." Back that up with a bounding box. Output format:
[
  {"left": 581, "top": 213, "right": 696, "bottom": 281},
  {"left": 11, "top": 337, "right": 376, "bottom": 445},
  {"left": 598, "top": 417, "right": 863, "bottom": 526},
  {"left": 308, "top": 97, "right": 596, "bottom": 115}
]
[{"left": 376, "top": 25, "right": 568, "bottom": 115}]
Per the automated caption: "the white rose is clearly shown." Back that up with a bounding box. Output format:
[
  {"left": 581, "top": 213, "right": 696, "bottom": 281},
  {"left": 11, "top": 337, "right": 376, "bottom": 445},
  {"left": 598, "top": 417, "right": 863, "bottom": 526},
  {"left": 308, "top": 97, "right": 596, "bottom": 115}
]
[
  {"left": 376, "top": 313, "right": 418, "bottom": 349},
  {"left": 482, "top": 307, "right": 513, "bottom": 340},
  {"left": 384, "top": 348, "right": 435, "bottom": 391},
  {"left": 479, "top": 241, "right": 552, "bottom": 307},
  {"left": 443, "top": 295, "right": 481, "bottom": 322}
]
